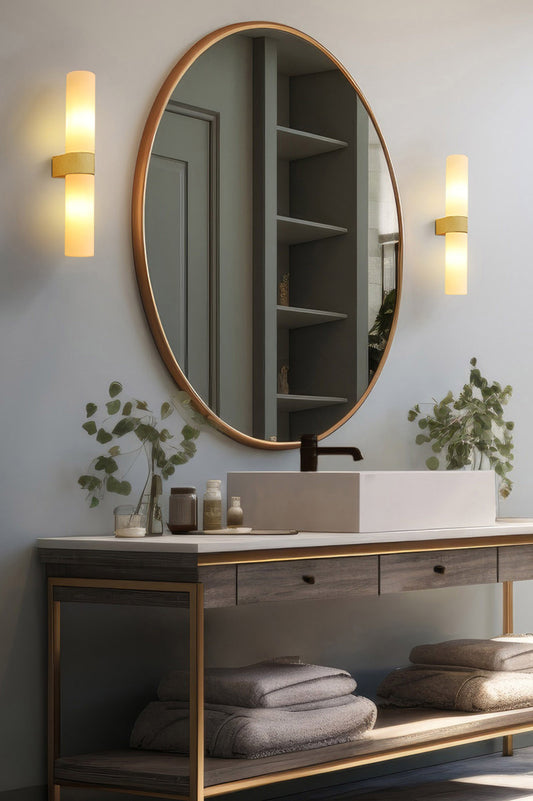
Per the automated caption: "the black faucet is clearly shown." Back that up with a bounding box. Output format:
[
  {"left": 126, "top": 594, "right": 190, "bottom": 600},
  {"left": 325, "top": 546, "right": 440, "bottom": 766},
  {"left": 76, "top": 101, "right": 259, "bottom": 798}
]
[{"left": 300, "top": 434, "right": 363, "bottom": 472}]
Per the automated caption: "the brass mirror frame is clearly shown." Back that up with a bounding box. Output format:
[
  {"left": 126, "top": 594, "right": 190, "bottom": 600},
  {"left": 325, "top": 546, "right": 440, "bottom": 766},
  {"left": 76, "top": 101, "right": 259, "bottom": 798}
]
[{"left": 132, "top": 20, "right": 403, "bottom": 450}]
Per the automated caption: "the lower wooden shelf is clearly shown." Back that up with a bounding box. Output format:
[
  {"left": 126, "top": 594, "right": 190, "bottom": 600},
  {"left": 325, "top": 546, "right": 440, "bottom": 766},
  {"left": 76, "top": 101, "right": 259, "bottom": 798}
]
[{"left": 54, "top": 706, "right": 533, "bottom": 798}]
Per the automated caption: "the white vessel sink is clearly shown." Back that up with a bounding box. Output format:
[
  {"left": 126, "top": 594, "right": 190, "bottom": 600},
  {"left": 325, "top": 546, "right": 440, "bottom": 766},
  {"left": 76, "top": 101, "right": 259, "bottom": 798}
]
[{"left": 227, "top": 470, "right": 497, "bottom": 533}]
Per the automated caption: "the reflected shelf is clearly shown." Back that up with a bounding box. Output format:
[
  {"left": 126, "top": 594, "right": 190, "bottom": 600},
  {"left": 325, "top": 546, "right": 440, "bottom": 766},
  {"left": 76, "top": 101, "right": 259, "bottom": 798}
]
[
  {"left": 277, "top": 215, "right": 348, "bottom": 245},
  {"left": 277, "top": 125, "right": 348, "bottom": 161},
  {"left": 277, "top": 305, "right": 347, "bottom": 330},
  {"left": 277, "top": 393, "right": 347, "bottom": 412}
]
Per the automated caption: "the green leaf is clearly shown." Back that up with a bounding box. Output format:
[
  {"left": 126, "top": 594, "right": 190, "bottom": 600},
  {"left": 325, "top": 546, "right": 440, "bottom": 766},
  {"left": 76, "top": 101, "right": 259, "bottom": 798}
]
[
  {"left": 426, "top": 456, "right": 439, "bottom": 470},
  {"left": 90, "top": 496, "right": 99, "bottom": 508},
  {"left": 109, "top": 381, "right": 123, "bottom": 398},
  {"left": 170, "top": 452, "right": 188, "bottom": 465},
  {"left": 108, "top": 445, "right": 120, "bottom": 457},
  {"left": 82, "top": 421, "right": 97, "bottom": 436},
  {"left": 135, "top": 422, "right": 158, "bottom": 443},
  {"left": 86, "top": 402, "right": 97, "bottom": 418},
  {"left": 470, "top": 357, "right": 477, "bottom": 367},
  {"left": 415, "top": 434, "right": 429, "bottom": 445},
  {"left": 78, "top": 475, "right": 102, "bottom": 491},
  {"left": 182, "top": 440, "right": 197, "bottom": 457},
  {"left": 418, "top": 418, "right": 428, "bottom": 429},
  {"left": 159, "top": 428, "right": 172, "bottom": 442},
  {"left": 106, "top": 475, "right": 131, "bottom": 495},
  {"left": 122, "top": 401, "right": 133, "bottom": 416},
  {"left": 182, "top": 424, "right": 199, "bottom": 440},
  {"left": 136, "top": 399, "right": 149, "bottom": 411},
  {"left": 161, "top": 402, "right": 172, "bottom": 419},
  {"left": 106, "top": 399, "right": 121, "bottom": 415},
  {"left": 94, "top": 456, "right": 118, "bottom": 474},
  {"left": 112, "top": 417, "right": 136, "bottom": 437},
  {"left": 96, "top": 428, "right": 113, "bottom": 444}
]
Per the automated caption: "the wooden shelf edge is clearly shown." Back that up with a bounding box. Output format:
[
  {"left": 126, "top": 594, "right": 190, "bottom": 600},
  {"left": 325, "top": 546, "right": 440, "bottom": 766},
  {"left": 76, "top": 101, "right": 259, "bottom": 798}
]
[
  {"left": 54, "top": 707, "right": 533, "bottom": 797},
  {"left": 277, "top": 215, "right": 348, "bottom": 245},
  {"left": 276, "top": 394, "right": 348, "bottom": 412},
  {"left": 277, "top": 305, "right": 347, "bottom": 330},
  {"left": 277, "top": 126, "right": 348, "bottom": 161}
]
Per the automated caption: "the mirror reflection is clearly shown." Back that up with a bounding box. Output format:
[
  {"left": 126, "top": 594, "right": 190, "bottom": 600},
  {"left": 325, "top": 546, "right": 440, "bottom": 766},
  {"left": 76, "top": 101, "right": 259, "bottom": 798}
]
[{"left": 139, "top": 25, "right": 401, "bottom": 446}]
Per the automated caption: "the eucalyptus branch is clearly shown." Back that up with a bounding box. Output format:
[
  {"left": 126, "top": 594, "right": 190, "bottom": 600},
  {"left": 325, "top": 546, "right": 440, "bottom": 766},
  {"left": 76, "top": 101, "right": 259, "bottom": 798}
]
[
  {"left": 408, "top": 358, "right": 514, "bottom": 499},
  {"left": 78, "top": 381, "right": 201, "bottom": 509}
]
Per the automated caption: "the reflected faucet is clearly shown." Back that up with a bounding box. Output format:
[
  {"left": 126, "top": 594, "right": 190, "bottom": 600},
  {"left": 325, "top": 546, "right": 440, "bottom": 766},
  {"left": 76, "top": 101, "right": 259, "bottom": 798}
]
[{"left": 300, "top": 434, "right": 363, "bottom": 472}]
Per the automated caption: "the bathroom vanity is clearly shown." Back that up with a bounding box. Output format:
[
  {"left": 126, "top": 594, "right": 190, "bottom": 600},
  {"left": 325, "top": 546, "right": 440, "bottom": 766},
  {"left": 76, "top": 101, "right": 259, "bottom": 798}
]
[{"left": 38, "top": 519, "right": 533, "bottom": 800}]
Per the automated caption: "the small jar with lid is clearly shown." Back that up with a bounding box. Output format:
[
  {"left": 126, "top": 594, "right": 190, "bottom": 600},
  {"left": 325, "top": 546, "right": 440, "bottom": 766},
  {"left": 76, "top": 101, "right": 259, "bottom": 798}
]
[{"left": 168, "top": 487, "right": 197, "bottom": 533}]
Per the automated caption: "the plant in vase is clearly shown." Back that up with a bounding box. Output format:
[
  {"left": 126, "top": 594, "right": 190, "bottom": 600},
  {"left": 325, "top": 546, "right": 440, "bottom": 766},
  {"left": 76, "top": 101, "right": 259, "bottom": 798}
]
[
  {"left": 408, "top": 357, "right": 514, "bottom": 499},
  {"left": 78, "top": 381, "right": 201, "bottom": 535}
]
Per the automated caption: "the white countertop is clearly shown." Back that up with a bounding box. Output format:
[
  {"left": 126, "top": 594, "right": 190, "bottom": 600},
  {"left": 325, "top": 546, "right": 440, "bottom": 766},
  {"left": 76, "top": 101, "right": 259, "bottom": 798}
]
[{"left": 36, "top": 518, "right": 533, "bottom": 553}]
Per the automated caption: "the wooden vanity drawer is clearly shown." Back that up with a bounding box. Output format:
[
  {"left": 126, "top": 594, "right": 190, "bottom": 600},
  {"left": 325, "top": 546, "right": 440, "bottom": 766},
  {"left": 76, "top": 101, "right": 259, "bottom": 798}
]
[
  {"left": 237, "top": 556, "right": 378, "bottom": 605},
  {"left": 380, "top": 548, "right": 497, "bottom": 594},
  {"left": 498, "top": 545, "right": 533, "bottom": 582}
]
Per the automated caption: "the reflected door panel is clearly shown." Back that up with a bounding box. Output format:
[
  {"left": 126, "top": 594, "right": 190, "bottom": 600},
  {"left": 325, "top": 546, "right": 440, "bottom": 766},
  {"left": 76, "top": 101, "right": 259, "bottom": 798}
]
[{"left": 146, "top": 109, "right": 212, "bottom": 405}]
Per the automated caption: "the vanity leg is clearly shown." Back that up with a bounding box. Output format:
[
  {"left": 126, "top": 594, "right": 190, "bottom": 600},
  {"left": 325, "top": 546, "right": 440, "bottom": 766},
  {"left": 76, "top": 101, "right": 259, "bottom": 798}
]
[
  {"left": 47, "top": 580, "right": 61, "bottom": 799},
  {"left": 502, "top": 580, "right": 514, "bottom": 757},
  {"left": 189, "top": 584, "right": 205, "bottom": 801}
]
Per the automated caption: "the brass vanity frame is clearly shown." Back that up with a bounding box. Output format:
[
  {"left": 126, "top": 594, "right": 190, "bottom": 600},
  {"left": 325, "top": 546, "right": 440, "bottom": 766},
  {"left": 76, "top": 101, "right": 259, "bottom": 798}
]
[{"left": 45, "top": 533, "right": 533, "bottom": 800}]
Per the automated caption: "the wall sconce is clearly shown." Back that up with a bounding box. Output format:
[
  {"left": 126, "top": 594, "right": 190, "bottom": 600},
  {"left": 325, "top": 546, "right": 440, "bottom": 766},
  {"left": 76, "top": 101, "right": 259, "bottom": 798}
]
[
  {"left": 52, "top": 71, "right": 95, "bottom": 257},
  {"left": 435, "top": 154, "right": 468, "bottom": 295}
]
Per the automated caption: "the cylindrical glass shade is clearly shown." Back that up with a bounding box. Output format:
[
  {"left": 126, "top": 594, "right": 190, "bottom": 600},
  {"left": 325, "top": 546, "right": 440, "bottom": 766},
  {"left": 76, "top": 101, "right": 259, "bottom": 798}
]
[
  {"left": 64, "top": 71, "right": 95, "bottom": 257},
  {"left": 445, "top": 154, "right": 468, "bottom": 217},
  {"left": 445, "top": 231, "right": 467, "bottom": 295},
  {"left": 65, "top": 71, "right": 95, "bottom": 152},
  {"left": 65, "top": 174, "right": 94, "bottom": 257},
  {"left": 444, "top": 154, "right": 468, "bottom": 294}
]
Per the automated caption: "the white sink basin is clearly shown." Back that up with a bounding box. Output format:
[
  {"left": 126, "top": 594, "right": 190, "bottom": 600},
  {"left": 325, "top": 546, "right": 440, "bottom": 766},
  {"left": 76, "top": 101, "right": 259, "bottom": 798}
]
[{"left": 227, "top": 470, "right": 496, "bottom": 533}]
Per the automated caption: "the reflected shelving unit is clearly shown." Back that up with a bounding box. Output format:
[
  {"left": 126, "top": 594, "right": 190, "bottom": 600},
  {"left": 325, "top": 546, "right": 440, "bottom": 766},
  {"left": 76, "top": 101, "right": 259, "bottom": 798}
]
[{"left": 253, "top": 35, "right": 370, "bottom": 442}]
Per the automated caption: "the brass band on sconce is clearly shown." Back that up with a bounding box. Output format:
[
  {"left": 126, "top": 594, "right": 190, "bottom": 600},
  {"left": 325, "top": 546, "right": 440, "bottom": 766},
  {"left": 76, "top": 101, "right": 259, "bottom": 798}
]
[
  {"left": 51, "top": 151, "right": 95, "bottom": 178},
  {"left": 435, "top": 215, "right": 468, "bottom": 236}
]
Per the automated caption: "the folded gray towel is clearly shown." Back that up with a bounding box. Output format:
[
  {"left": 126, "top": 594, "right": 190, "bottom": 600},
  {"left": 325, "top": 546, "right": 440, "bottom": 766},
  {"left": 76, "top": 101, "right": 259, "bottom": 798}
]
[
  {"left": 157, "top": 658, "right": 357, "bottom": 708},
  {"left": 130, "top": 695, "right": 377, "bottom": 759},
  {"left": 378, "top": 665, "right": 533, "bottom": 712},
  {"left": 410, "top": 637, "right": 533, "bottom": 672}
]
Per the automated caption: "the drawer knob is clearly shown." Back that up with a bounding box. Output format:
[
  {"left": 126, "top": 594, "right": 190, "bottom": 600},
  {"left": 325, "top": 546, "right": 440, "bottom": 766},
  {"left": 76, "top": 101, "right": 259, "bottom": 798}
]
[
  {"left": 302, "top": 575, "right": 316, "bottom": 584},
  {"left": 434, "top": 564, "right": 446, "bottom": 575}
]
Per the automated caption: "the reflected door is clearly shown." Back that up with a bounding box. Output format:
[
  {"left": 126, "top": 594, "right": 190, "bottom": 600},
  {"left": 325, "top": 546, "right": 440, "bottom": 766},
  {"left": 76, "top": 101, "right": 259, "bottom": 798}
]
[{"left": 145, "top": 107, "right": 214, "bottom": 405}]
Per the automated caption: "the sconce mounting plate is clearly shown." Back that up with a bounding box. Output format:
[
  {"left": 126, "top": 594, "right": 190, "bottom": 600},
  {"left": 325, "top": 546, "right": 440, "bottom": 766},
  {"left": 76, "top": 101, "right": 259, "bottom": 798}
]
[
  {"left": 52, "top": 152, "right": 95, "bottom": 178},
  {"left": 435, "top": 215, "right": 468, "bottom": 236}
]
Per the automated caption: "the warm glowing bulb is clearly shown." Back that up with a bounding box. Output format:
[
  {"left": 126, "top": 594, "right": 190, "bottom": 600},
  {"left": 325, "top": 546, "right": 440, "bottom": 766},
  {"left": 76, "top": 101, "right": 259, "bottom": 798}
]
[
  {"left": 445, "top": 154, "right": 468, "bottom": 217},
  {"left": 65, "top": 71, "right": 95, "bottom": 152},
  {"left": 445, "top": 232, "right": 467, "bottom": 295}
]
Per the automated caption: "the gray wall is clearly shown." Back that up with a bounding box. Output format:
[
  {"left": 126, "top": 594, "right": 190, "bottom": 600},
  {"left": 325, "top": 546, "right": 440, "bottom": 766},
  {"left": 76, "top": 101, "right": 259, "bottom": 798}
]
[{"left": 2, "top": 0, "right": 533, "bottom": 795}]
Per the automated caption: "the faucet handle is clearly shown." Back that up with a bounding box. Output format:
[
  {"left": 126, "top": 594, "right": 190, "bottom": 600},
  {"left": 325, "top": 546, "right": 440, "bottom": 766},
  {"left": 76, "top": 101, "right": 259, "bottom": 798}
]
[{"left": 300, "top": 434, "right": 318, "bottom": 472}]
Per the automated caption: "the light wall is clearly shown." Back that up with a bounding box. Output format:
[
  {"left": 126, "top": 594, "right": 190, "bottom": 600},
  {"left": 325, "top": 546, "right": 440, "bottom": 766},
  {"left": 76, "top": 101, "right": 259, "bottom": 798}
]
[{"left": 2, "top": 0, "right": 533, "bottom": 795}]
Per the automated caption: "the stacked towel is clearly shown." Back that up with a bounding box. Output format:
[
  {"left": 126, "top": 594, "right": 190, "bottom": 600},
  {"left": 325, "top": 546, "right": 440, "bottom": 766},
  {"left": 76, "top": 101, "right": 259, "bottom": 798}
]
[
  {"left": 378, "top": 636, "right": 533, "bottom": 713},
  {"left": 130, "top": 658, "right": 377, "bottom": 759}
]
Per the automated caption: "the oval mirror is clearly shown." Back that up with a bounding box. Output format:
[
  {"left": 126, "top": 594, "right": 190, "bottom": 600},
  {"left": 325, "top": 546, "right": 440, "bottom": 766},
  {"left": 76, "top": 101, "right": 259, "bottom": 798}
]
[{"left": 133, "top": 22, "right": 403, "bottom": 449}]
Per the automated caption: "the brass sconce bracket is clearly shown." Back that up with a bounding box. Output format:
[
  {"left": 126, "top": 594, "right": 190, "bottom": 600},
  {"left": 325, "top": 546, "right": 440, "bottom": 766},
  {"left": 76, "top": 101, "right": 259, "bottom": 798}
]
[
  {"left": 435, "top": 215, "right": 468, "bottom": 236},
  {"left": 51, "top": 152, "right": 95, "bottom": 178}
]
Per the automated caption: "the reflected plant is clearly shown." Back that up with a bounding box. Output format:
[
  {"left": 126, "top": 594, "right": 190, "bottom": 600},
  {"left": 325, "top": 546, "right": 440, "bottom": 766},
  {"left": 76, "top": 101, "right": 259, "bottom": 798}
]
[
  {"left": 368, "top": 289, "right": 396, "bottom": 376},
  {"left": 408, "top": 358, "right": 514, "bottom": 498},
  {"left": 78, "top": 382, "right": 201, "bottom": 516}
]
